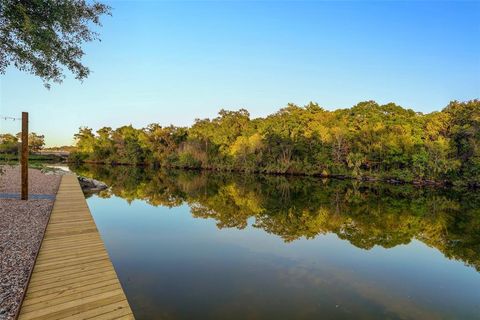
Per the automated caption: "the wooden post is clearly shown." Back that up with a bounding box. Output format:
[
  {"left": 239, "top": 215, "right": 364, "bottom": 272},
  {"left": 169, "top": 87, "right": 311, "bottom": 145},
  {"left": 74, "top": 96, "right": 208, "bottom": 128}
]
[{"left": 21, "top": 112, "right": 28, "bottom": 200}]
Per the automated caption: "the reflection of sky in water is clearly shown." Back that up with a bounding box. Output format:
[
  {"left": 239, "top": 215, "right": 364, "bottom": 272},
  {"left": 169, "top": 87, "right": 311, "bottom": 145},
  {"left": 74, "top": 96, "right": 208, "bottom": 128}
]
[{"left": 88, "top": 196, "right": 480, "bottom": 320}]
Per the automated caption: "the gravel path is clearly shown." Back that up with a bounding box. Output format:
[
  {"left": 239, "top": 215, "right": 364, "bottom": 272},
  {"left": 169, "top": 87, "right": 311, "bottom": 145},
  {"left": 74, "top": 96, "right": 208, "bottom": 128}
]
[{"left": 0, "top": 166, "right": 61, "bottom": 320}]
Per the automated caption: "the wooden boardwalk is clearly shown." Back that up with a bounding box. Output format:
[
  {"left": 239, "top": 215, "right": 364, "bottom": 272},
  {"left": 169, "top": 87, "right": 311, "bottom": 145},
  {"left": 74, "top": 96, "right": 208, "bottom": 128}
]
[{"left": 18, "top": 175, "right": 134, "bottom": 320}]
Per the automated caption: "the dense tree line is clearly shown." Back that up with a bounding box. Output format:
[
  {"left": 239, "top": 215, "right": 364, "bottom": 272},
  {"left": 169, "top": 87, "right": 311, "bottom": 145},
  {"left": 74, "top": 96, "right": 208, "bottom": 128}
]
[
  {"left": 71, "top": 100, "right": 480, "bottom": 186},
  {"left": 72, "top": 164, "right": 480, "bottom": 271},
  {"left": 0, "top": 132, "right": 45, "bottom": 153}
]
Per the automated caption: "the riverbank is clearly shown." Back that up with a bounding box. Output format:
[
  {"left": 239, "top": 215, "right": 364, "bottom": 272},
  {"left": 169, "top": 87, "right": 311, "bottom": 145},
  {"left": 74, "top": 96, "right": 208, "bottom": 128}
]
[
  {"left": 70, "top": 161, "right": 464, "bottom": 188},
  {"left": 0, "top": 166, "right": 61, "bottom": 320}
]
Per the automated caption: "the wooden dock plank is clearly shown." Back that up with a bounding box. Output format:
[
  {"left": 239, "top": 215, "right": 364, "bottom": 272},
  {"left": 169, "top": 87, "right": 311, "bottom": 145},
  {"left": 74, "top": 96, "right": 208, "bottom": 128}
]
[
  {"left": 60, "top": 301, "right": 132, "bottom": 320},
  {"left": 18, "top": 175, "right": 134, "bottom": 320}
]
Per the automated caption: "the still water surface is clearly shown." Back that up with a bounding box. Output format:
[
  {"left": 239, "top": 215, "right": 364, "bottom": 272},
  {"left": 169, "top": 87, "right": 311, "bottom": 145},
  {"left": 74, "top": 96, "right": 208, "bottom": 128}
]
[{"left": 71, "top": 165, "right": 480, "bottom": 320}]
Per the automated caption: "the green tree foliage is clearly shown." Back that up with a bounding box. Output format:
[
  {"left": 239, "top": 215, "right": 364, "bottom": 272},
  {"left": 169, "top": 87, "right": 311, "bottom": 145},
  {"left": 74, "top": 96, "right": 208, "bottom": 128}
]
[
  {"left": 0, "top": 0, "right": 110, "bottom": 87},
  {"left": 71, "top": 99, "right": 480, "bottom": 186},
  {"left": 28, "top": 132, "right": 45, "bottom": 152},
  {"left": 15, "top": 132, "right": 45, "bottom": 152},
  {"left": 443, "top": 100, "right": 480, "bottom": 185},
  {"left": 1, "top": 132, "right": 45, "bottom": 153},
  {"left": 0, "top": 133, "right": 18, "bottom": 153}
]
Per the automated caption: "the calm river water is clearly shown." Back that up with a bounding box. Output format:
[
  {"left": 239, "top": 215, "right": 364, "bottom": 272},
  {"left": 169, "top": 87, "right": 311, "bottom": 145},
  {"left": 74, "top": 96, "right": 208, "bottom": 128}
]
[{"left": 71, "top": 165, "right": 480, "bottom": 320}]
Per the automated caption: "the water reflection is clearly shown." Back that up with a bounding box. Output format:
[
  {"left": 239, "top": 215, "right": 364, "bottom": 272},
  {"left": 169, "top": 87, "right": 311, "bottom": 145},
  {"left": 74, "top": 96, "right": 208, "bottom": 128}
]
[
  {"left": 71, "top": 164, "right": 480, "bottom": 319},
  {"left": 73, "top": 164, "right": 480, "bottom": 272}
]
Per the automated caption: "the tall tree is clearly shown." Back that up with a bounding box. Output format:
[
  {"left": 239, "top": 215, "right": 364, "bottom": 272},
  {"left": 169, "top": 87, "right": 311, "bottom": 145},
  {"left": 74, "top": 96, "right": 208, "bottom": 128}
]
[{"left": 28, "top": 132, "right": 45, "bottom": 152}]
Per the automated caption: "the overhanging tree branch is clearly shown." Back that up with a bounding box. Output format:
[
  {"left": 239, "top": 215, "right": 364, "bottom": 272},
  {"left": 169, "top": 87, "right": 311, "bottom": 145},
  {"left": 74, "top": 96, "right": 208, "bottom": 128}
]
[{"left": 0, "top": 0, "right": 111, "bottom": 88}]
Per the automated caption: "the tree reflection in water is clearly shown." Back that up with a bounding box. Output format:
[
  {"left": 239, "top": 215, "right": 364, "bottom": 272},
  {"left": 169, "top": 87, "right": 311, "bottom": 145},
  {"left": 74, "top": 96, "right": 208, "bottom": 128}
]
[{"left": 72, "top": 164, "right": 480, "bottom": 272}]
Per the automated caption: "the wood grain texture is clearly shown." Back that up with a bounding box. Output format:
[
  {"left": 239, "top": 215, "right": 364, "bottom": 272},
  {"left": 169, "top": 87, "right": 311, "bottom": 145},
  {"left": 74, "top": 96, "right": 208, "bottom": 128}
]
[{"left": 18, "top": 175, "right": 134, "bottom": 320}]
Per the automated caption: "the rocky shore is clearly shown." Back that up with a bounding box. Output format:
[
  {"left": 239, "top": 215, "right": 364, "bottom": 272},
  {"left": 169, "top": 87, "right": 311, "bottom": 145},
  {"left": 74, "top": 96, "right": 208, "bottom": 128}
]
[{"left": 77, "top": 176, "right": 108, "bottom": 192}]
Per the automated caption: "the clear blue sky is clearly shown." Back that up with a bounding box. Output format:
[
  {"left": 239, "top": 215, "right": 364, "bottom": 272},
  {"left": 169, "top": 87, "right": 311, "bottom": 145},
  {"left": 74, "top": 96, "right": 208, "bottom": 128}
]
[{"left": 1, "top": 1, "right": 479, "bottom": 146}]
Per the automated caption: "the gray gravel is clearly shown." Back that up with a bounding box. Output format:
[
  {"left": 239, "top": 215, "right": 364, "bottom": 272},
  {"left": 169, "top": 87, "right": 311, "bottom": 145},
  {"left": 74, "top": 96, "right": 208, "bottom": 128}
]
[
  {"left": 0, "top": 166, "right": 61, "bottom": 194},
  {"left": 0, "top": 166, "right": 61, "bottom": 320}
]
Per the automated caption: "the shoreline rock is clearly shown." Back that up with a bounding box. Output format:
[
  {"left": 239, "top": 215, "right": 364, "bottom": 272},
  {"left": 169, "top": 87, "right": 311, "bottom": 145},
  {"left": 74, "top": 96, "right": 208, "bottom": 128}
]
[{"left": 77, "top": 176, "right": 108, "bottom": 192}]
